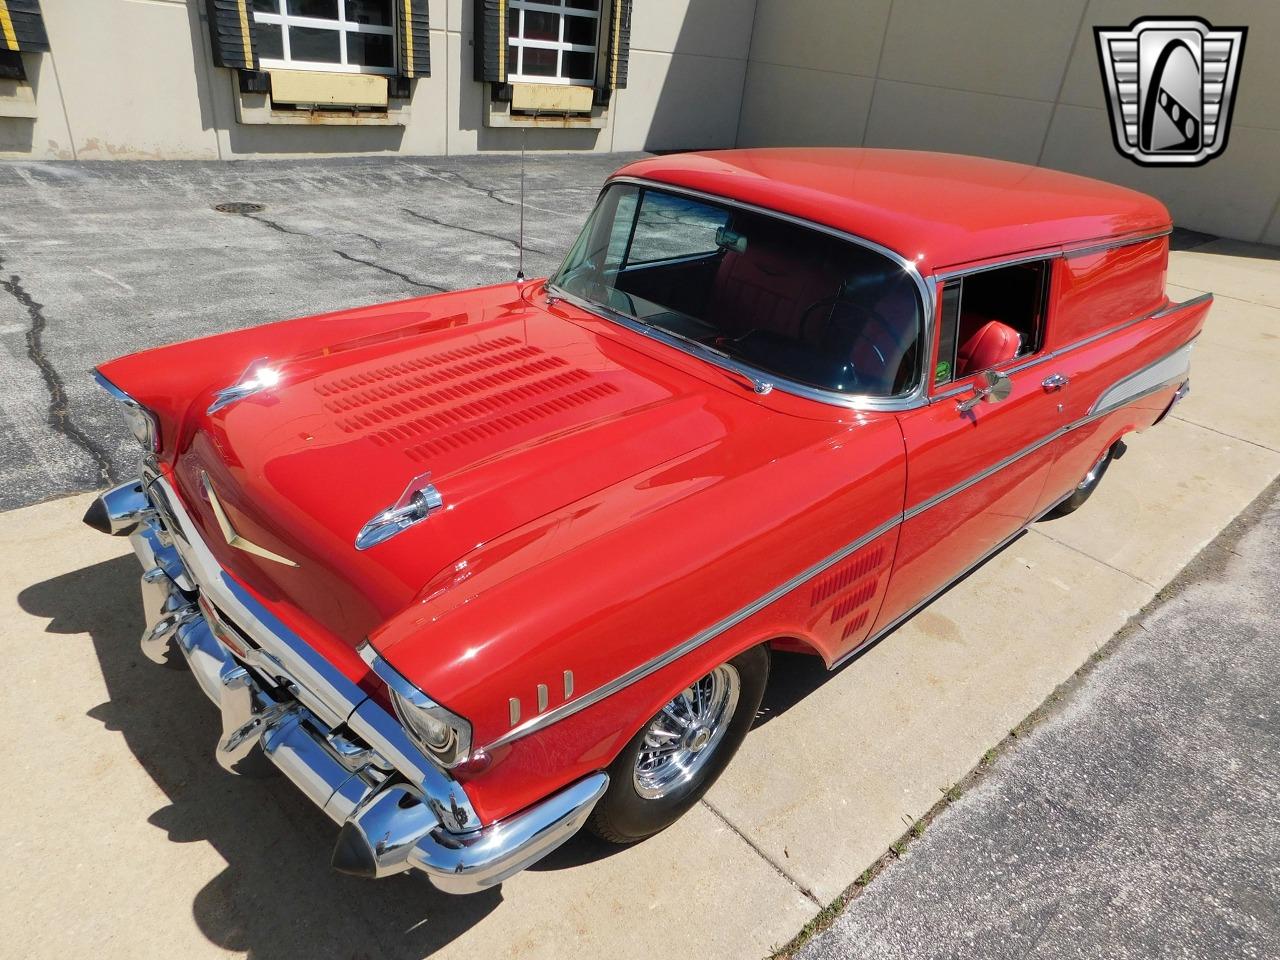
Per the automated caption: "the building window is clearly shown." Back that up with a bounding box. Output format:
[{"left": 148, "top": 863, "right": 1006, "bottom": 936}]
[
  {"left": 507, "top": 0, "right": 600, "bottom": 86},
  {"left": 252, "top": 1, "right": 397, "bottom": 75}
]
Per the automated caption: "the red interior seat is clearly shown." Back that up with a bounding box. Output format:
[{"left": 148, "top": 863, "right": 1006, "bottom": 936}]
[{"left": 955, "top": 319, "right": 1020, "bottom": 377}]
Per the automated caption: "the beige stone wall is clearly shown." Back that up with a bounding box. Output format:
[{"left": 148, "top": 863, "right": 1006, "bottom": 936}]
[
  {"left": 0, "top": 0, "right": 753, "bottom": 160},
  {"left": 738, "top": 0, "right": 1280, "bottom": 243}
]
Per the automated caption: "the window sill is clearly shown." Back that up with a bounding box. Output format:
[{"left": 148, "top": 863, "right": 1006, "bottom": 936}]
[
  {"left": 0, "top": 78, "right": 37, "bottom": 120},
  {"left": 485, "top": 85, "right": 606, "bottom": 130},
  {"left": 233, "top": 80, "right": 408, "bottom": 127}
]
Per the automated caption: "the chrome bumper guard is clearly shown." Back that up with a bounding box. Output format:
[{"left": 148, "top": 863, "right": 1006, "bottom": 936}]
[{"left": 89, "top": 476, "right": 607, "bottom": 894}]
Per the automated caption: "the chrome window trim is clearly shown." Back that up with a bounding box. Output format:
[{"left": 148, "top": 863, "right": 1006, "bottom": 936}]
[
  {"left": 933, "top": 250, "right": 1062, "bottom": 282},
  {"left": 1064, "top": 228, "right": 1173, "bottom": 259},
  {"left": 928, "top": 291, "right": 1211, "bottom": 403},
  {"left": 931, "top": 228, "right": 1172, "bottom": 282},
  {"left": 555, "top": 176, "right": 937, "bottom": 413},
  {"left": 481, "top": 336, "right": 1198, "bottom": 753}
]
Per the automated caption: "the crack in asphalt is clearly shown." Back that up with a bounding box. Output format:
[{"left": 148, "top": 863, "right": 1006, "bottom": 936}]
[
  {"left": 331, "top": 250, "right": 448, "bottom": 292},
  {"left": 238, "top": 211, "right": 443, "bottom": 293},
  {"left": 242, "top": 211, "right": 314, "bottom": 239},
  {"left": 0, "top": 255, "right": 114, "bottom": 488},
  {"left": 404, "top": 162, "right": 580, "bottom": 220},
  {"left": 400, "top": 206, "right": 556, "bottom": 257}
]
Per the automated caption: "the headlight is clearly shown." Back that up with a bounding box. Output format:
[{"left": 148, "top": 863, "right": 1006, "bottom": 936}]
[
  {"left": 95, "top": 371, "right": 159, "bottom": 452},
  {"left": 359, "top": 641, "right": 472, "bottom": 768}
]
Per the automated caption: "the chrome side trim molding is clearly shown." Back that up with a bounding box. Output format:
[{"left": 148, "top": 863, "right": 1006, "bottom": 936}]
[
  {"left": 903, "top": 429, "right": 1061, "bottom": 522},
  {"left": 1090, "top": 342, "right": 1193, "bottom": 416},
  {"left": 830, "top": 487, "right": 1077, "bottom": 670},
  {"left": 480, "top": 511, "right": 905, "bottom": 753},
  {"left": 482, "top": 337, "right": 1198, "bottom": 751}
]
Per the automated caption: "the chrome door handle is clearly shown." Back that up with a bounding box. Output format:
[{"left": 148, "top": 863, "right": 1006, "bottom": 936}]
[{"left": 1042, "top": 373, "right": 1069, "bottom": 391}]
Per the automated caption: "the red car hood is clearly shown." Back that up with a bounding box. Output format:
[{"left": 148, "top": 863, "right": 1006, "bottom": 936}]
[{"left": 161, "top": 285, "right": 753, "bottom": 648}]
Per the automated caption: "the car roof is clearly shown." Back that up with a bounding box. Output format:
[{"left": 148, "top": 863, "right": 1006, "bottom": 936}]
[{"left": 611, "top": 148, "right": 1171, "bottom": 275}]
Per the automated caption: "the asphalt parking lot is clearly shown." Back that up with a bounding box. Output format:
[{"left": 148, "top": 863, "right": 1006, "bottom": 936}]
[
  {"left": 0, "top": 153, "right": 637, "bottom": 511},
  {"left": 2, "top": 156, "right": 1279, "bottom": 959},
  {"left": 798, "top": 479, "right": 1280, "bottom": 960}
]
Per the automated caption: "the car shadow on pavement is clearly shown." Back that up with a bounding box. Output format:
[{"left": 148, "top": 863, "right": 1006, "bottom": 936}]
[{"left": 20, "top": 555, "right": 503, "bottom": 960}]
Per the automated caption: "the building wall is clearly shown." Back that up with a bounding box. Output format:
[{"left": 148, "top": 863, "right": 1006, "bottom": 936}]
[
  {"left": 738, "top": 0, "right": 1280, "bottom": 243},
  {"left": 0, "top": 0, "right": 754, "bottom": 160},
  {"left": 3, "top": 1, "right": 1276, "bottom": 244}
]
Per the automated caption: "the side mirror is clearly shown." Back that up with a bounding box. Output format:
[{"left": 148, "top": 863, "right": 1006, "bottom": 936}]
[{"left": 957, "top": 369, "right": 1013, "bottom": 413}]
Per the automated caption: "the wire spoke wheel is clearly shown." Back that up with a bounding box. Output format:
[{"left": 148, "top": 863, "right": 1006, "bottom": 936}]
[{"left": 632, "top": 663, "right": 741, "bottom": 800}]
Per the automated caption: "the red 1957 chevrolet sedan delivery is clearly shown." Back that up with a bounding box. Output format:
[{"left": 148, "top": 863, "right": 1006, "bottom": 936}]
[{"left": 85, "top": 148, "right": 1209, "bottom": 893}]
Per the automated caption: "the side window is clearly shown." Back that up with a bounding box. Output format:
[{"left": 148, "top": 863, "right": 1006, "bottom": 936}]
[{"left": 933, "top": 260, "right": 1050, "bottom": 387}]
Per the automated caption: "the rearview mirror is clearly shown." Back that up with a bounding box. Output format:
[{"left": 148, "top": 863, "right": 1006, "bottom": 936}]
[{"left": 957, "top": 369, "right": 1012, "bottom": 413}]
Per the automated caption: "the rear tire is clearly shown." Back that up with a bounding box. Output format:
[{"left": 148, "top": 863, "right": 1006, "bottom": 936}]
[
  {"left": 587, "top": 645, "right": 769, "bottom": 844},
  {"left": 1042, "top": 442, "right": 1119, "bottom": 520}
]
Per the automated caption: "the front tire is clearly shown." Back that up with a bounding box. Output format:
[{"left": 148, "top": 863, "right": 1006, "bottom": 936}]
[{"left": 587, "top": 645, "right": 769, "bottom": 844}]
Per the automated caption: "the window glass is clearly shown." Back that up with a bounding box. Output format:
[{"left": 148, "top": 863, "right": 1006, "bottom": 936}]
[
  {"left": 288, "top": 0, "right": 338, "bottom": 17},
  {"left": 253, "top": 0, "right": 395, "bottom": 74},
  {"left": 508, "top": 0, "right": 599, "bottom": 85},
  {"left": 551, "top": 184, "right": 924, "bottom": 398},
  {"left": 935, "top": 280, "right": 961, "bottom": 385},
  {"left": 290, "top": 25, "right": 341, "bottom": 61},
  {"left": 256, "top": 22, "right": 284, "bottom": 59},
  {"left": 933, "top": 261, "right": 1050, "bottom": 386},
  {"left": 347, "top": 31, "right": 393, "bottom": 68},
  {"left": 345, "top": 0, "right": 391, "bottom": 25}
]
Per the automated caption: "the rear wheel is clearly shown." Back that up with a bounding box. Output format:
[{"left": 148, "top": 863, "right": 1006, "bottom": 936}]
[
  {"left": 587, "top": 645, "right": 769, "bottom": 844},
  {"left": 1042, "top": 440, "right": 1124, "bottom": 520}
]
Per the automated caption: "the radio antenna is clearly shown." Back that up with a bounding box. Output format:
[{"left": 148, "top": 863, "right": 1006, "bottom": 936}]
[{"left": 516, "top": 122, "right": 528, "bottom": 283}]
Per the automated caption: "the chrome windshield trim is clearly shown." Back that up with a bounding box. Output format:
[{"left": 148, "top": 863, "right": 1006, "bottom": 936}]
[
  {"left": 482, "top": 337, "right": 1198, "bottom": 751},
  {"left": 553, "top": 176, "right": 936, "bottom": 413}
]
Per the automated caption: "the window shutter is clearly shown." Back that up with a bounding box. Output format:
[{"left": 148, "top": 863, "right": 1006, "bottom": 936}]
[
  {"left": 0, "top": 0, "right": 51, "bottom": 53},
  {"left": 203, "top": 0, "right": 257, "bottom": 70},
  {"left": 396, "top": 0, "right": 431, "bottom": 78},
  {"left": 472, "top": 0, "right": 507, "bottom": 84},
  {"left": 595, "top": 0, "right": 631, "bottom": 103}
]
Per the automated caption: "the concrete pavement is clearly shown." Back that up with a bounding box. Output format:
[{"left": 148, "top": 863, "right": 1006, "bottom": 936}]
[
  {"left": 797, "top": 478, "right": 1280, "bottom": 960},
  {"left": 1, "top": 160, "right": 1278, "bottom": 958}
]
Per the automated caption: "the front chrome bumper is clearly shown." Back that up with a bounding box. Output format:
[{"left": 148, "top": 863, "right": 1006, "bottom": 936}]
[{"left": 89, "top": 473, "right": 607, "bottom": 894}]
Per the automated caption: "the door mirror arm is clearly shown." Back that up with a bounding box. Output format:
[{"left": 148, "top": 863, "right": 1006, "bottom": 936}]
[{"left": 956, "top": 369, "right": 1013, "bottom": 413}]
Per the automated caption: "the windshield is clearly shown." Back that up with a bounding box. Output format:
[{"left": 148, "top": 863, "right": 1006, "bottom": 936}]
[{"left": 549, "top": 183, "right": 924, "bottom": 397}]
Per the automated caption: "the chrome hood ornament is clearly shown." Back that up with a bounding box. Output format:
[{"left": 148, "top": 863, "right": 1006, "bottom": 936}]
[
  {"left": 208, "top": 357, "right": 283, "bottom": 415},
  {"left": 356, "top": 472, "right": 445, "bottom": 550},
  {"left": 201, "top": 472, "right": 299, "bottom": 567}
]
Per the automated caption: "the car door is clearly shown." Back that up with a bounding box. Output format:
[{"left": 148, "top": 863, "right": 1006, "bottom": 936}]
[{"left": 872, "top": 257, "right": 1071, "bottom": 631}]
